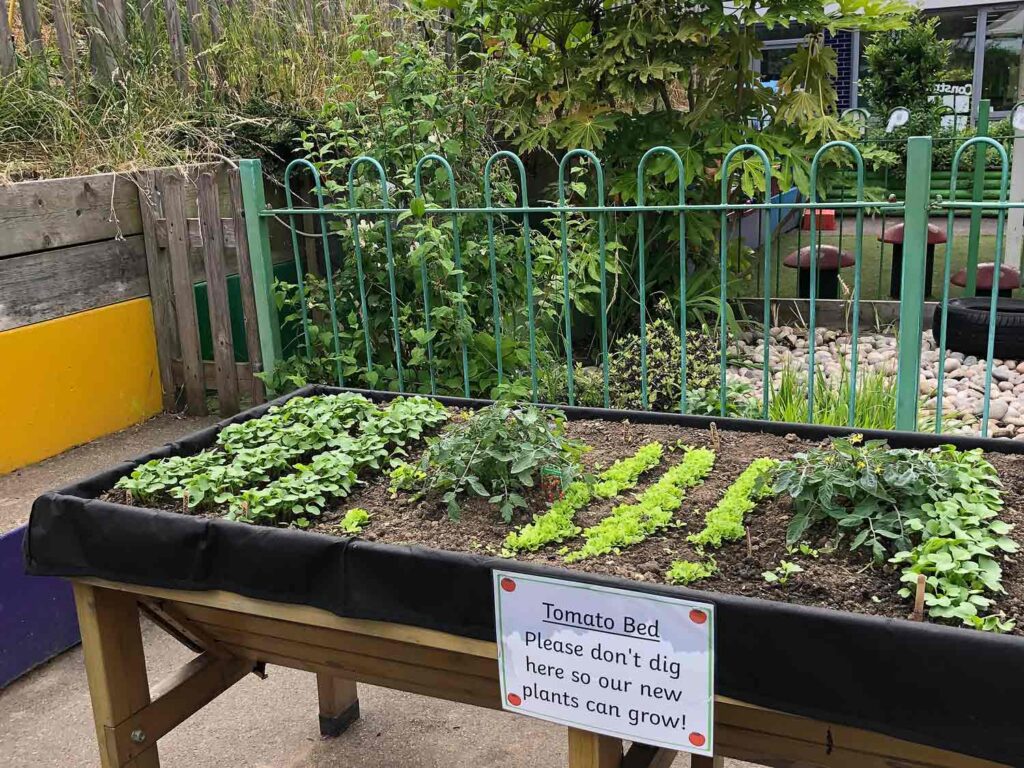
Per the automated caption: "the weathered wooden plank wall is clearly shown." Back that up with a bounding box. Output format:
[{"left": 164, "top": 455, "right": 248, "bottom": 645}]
[
  {"left": 0, "top": 173, "right": 143, "bottom": 258},
  {"left": 0, "top": 163, "right": 290, "bottom": 416},
  {"left": 0, "top": 236, "right": 149, "bottom": 331}
]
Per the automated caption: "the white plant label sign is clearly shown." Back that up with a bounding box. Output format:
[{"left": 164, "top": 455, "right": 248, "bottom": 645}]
[{"left": 493, "top": 570, "right": 715, "bottom": 756}]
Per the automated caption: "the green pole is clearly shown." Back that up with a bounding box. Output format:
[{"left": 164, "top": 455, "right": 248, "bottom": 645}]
[
  {"left": 965, "top": 99, "right": 990, "bottom": 296},
  {"left": 238, "top": 159, "right": 283, "bottom": 383},
  {"left": 895, "top": 137, "right": 933, "bottom": 432}
]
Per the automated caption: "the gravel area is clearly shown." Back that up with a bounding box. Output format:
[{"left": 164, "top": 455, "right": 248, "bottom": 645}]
[{"left": 731, "top": 326, "right": 1024, "bottom": 438}]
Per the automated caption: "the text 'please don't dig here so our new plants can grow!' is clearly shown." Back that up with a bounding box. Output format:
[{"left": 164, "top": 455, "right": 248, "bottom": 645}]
[{"left": 493, "top": 570, "right": 715, "bottom": 756}]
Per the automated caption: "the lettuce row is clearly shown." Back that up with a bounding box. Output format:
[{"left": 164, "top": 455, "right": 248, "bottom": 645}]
[
  {"left": 565, "top": 446, "right": 715, "bottom": 563},
  {"left": 687, "top": 458, "right": 777, "bottom": 548},
  {"left": 503, "top": 442, "right": 664, "bottom": 553},
  {"left": 592, "top": 442, "right": 664, "bottom": 499},
  {"left": 665, "top": 457, "right": 776, "bottom": 586}
]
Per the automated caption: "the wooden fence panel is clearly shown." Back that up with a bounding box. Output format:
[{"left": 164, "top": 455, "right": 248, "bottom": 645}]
[
  {"left": 52, "top": 0, "right": 77, "bottom": 82},
  {"left": 228, "top": 168, "right": 267, "bottom": 404},
  {"left": 140, "top": 0, "right": 159, "bottom": 44},
  {"left": 137, "top": 171, "right": 182, "bottom": 411},
  {"left": 197, "top": 172, "right": 240, "bottom": 415},
  {"left": 18, "top": 0, "right": 45, "bottom": 58},
  {"left": 0, "top": 173, "right": 142, "bottom": 258},
  {"left": 1, "top": 163, "right": 276, "bottom": 416},
  {"left": 0, "top": 236, "right": 149, "bottom": 331},
  {"left": 83, "top": 0, "right": 116, "bottom": 84},
  {"left": 161, "top": 174, "right": 208, "bottom": 416},
  {"left": 163, "top": 0, "right": 189, "bottom": 90},
  {"left": 184, "top": 0, "right": 210, "bottom": 81},
  {"left": 0, "top": 0, "right": 14, "bottom": 75}
]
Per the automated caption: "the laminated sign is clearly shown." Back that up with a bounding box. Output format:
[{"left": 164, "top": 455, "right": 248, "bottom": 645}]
[{"left": 493, "top": 570, "right": 715, "bottom": 756}]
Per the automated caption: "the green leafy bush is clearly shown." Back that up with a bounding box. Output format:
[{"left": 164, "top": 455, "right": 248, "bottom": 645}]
[
  {"left": 565, "top": 447, "right": 715, "bottom": 562},
  {"left": 399, "top": 405, "right": 586, "bottom": 522},
  {"left": 776, "top": 437, "right": 1018, "bottom": 631},
  {"left": 227, "top": 396, "right": 448, "bottom": 527},
  {"left": 217, "top": 394, "right": 376, "bottom": 452},
  {"left": 774, "top": 436, "right": 955, "bottom": 560},
  {"left": 116, "top": 394, "right": 378, "bottom": 505},
  {"left": 859, "top": 15, "right": 950, "bottom": 132},
  {"left": 891, "top": 447, "right": 1017, "bottom": 631},
  {"left": 115, "top": 452, "right": 223, "bottom": 505},
  {"left": 600, "top": 305, "right": 720, "bottom": 413},
  {"left": 504, "top": 442, "right": 664, "bottom": 552},
  {"left": 230, "top": 442, "right": 361, "bottom": 527}
]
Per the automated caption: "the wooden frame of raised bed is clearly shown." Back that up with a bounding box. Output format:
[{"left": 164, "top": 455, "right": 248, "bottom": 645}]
[{"left": 69, "top": 576, "right": 1003, "bottom": 768}]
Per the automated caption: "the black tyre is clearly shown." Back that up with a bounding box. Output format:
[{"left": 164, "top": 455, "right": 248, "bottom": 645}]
[{"left": 932, "top": 298, "right": 1024, "bottom": 360}]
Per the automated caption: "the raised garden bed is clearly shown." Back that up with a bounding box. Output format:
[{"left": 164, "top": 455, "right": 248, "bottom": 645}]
[{"left": 25, "top": 386, "right": 1024, "bottom": 767}]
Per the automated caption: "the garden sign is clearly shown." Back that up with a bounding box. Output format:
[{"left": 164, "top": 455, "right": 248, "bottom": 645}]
[{"left": 493, "top": 570, "right": 715, "bottom": 756}]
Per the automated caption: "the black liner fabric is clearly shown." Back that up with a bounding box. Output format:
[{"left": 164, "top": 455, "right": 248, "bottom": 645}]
[{"left": 24, "top": 386, "right": 1024, "bottom": 764}]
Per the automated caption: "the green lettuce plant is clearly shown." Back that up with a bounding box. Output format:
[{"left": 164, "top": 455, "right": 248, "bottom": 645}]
[
  {"left": 338, "top": 508, "right": 372, "bottom": 534},
  {"left": 565, "top": 447, "right": 715, "bottom": 563},
  {"left": 504, "top": 442, "right": 664, "bottom": 553}
]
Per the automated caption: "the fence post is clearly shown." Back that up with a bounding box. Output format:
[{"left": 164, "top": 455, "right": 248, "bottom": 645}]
[
  {"left": 965, "top": 99, "right": 990, "bottom": 296},
  {"left": 0, "top": 0, "right": 15, "bottom": 76},
  {"left": 238, "top": 159, "right": 283, "bottom": 383},
  {"left": 895, "top": 136, "right": 933, "bottom": 432}
]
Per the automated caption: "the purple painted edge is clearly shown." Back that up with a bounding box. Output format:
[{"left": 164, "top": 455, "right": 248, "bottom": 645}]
[{"left": 0, "top": 525, "right": 80, "bottom": 688}]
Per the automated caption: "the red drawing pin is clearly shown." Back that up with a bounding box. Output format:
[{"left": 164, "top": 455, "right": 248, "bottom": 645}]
[
  {"left": 688, "top": 732, "right": 706, "bottom": 748},
  {"left": 689, "top": 609, "right": 707, "bottom": 625},
  {"left": 500, "top": 577, "right": 517, "bottom": 592},
  {"left": 507, "top": 693, "right": 522, "bottom": 706}
]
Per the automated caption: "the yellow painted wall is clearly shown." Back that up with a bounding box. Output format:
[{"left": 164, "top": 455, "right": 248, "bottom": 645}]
[{"left": 0, "top": 299, "right": 163, "bottom": 474}]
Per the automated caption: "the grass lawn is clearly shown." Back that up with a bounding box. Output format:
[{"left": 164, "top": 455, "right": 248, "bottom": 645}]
[{"left": 736, "top": 216, "right": 1005, "bottom": 301}]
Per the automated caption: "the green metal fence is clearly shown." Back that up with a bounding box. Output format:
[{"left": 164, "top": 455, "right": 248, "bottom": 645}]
[{"left": 238, "top": 133, "right": 1021, "bottom": 438}]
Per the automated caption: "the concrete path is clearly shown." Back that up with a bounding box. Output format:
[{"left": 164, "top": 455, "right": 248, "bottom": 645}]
[
  {"left": 1, "top": 620, "right": 756, "bottom": 768},
  {"left": 0, "top": 414, "right": 756, "bottom": 767},
  {"left": 0, "top": 413, "right": 219, "bottom": 533}
]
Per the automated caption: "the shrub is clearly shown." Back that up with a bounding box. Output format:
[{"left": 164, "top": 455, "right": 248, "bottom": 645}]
[
  {"left": 860, "top": 16, "right": 950, "bottom": 132},
  {"left": 399, "top": 405, "right": 587, "bottom": 522},
  {"left": 603, "top": 303, "right": 720, "bottom": 412}
]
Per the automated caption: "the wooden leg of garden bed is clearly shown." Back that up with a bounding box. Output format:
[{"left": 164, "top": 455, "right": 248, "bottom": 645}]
[
  {"left": 621, "top": 743, "right": 676, "bottom": 768},
  {"left": 73, "top": 582, "right": 161, "bottom": 768},
  {"left": 567, "top": 728, "right": 622, "bottom": 768},
  {"left": 690, "top": 755, "right": 723, "bottom": 768},
  {"left": 316, "top": 673, "right": 360, "bottom": 737}
]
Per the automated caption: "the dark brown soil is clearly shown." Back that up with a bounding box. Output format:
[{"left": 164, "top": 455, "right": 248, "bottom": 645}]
[{"left": 105, "top": 415, "right": 1024, "bottom": 635}]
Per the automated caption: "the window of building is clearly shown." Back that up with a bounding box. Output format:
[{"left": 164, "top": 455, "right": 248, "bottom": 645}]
[
  {"left": 759, "top": 46, "right": 797, "bottom": 86},
  {"left": 983, "top": 6, "right": 1023, "bottom": 111},
  {"left": 931, "top": 8, "right": 980, "bottom": 84}
]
